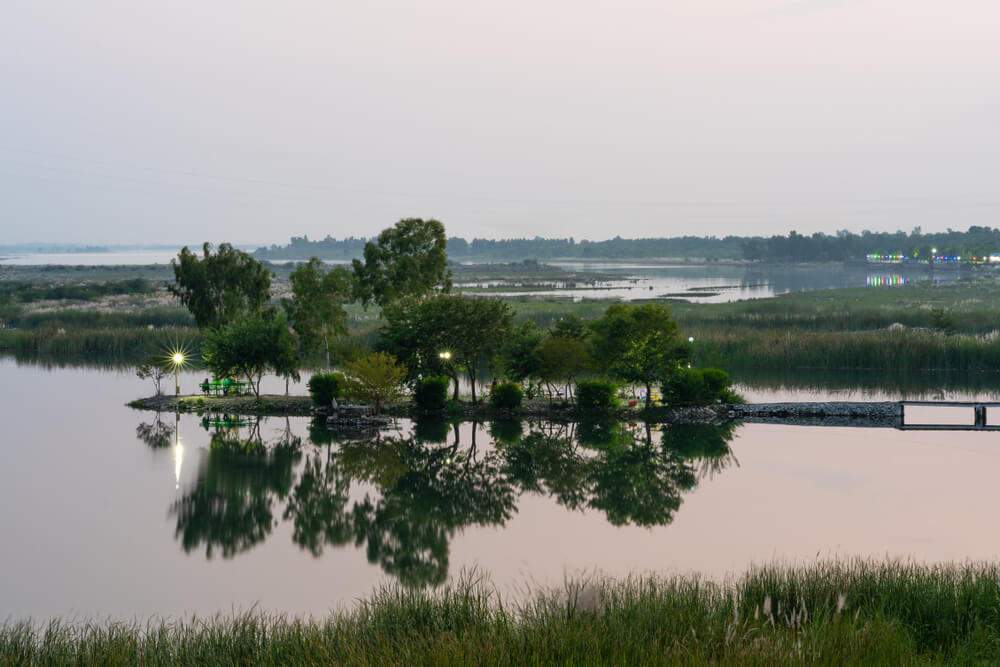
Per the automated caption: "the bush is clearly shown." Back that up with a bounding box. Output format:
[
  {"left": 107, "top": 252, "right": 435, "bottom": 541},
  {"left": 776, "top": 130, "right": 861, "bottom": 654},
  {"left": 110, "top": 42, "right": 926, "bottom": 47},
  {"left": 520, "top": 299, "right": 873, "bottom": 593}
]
[
  {"left": 414, "top": 376, "right": 450, "bottom": 411},
  {"left": 307, "top": 372, "right": 342, "bottom": 406},
  {"left": 489, "top": 381, "right": 523, "bottom": 409},
  {"left": 576, "top": 380, "right": 619, "bottom": 414},
  {"left": 662, "top": 368, "right": 738, "bottom": 406}
]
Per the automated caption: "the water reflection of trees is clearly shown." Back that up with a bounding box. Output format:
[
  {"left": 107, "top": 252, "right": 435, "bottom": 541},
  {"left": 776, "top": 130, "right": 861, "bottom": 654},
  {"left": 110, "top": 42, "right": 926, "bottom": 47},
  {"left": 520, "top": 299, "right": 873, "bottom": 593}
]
[
  {"left": 169, "top": 416, "right": 301, "bottom": 559},
  {"left": 135, "top": 412, "right": 174, "bottom": 448},
  {"left": 149, "top": 415, "right": 738, "bottom": 585}
]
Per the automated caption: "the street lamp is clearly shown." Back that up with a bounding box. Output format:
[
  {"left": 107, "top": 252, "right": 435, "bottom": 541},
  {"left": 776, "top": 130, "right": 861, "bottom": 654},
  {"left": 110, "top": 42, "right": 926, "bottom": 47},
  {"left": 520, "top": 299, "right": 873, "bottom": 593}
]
[
  {"left": 171, "top": 352, "right": 185, "bottom": 395},
  {"left": 439, "top": 351, "right": 451, "bottom": 361}
]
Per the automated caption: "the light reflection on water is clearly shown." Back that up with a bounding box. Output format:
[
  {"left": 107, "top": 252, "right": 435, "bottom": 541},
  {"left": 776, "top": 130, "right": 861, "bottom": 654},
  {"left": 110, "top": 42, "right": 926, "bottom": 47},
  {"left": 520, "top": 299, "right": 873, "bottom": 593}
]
[{"left": 4, "top": 359, "right": 1000, "bottom": 620}]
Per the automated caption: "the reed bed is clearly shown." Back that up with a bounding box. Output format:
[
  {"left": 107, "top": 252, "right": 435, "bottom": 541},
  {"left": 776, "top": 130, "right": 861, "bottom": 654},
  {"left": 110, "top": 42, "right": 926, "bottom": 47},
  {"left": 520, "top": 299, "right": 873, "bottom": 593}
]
[
  {"left": 4, "top": 560, "right": 1000, "bottom": 665},
  {"left": 0, "top": 327, "right": 202, "bottom": 366},
  {"left": 690, "top": 328, "right": 1000, "bottom": 374},
  {"left": 671, "top": 282, "right": 1000, "bottom": 335}
]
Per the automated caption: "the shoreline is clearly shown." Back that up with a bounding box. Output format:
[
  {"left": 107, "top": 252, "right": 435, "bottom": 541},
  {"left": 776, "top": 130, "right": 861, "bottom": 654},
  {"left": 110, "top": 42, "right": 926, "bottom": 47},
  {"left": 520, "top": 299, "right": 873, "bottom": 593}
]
[{"left": 128, "top": 394, "right": 907, "bottom": 427}]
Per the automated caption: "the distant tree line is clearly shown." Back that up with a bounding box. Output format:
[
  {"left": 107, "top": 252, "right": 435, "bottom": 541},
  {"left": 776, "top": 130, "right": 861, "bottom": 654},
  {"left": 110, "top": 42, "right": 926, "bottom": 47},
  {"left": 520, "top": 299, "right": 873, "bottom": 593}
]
[
  {"left": 741, "top": 226, "right": 1000, "bottom": 262},
  {"left": 253, "top": 226, "right": 1000, "bottom": 263},
  {"left": 253, "top": 234, "right": 747, "bottom": 261}
]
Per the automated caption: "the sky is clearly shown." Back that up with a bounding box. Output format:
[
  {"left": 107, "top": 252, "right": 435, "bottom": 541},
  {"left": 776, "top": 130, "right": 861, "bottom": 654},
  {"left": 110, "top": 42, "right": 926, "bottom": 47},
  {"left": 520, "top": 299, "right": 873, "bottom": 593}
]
[{"left": 1, "top": 0, "right": 998, "bottom": 245}]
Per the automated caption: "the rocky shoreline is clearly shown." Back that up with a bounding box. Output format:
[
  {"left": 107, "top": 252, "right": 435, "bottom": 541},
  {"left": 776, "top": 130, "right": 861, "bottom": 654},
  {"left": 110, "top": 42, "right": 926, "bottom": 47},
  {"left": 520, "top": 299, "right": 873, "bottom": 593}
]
[
  {"left": 726, "top": 401, "right": 902, "bottom": 427},
  {"left": 128, "top": 395, "right": 905, "bottom": 427}
]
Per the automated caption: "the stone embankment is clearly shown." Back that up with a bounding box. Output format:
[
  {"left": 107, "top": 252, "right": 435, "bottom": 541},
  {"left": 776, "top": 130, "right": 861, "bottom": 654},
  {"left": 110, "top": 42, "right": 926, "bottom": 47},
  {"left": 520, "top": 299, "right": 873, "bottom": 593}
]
[
  {"left": 129, "top": 394, "right": 314, "bottom": 416},
  {"left": 727, "top": 402, "right": 902, "bottom": 427}
]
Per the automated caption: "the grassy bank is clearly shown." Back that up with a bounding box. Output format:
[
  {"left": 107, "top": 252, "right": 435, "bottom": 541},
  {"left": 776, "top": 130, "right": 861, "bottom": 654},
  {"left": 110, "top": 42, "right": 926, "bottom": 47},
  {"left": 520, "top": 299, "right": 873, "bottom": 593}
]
[{"left": 4, "top": 560, "right": 1000, "bottom": 664}]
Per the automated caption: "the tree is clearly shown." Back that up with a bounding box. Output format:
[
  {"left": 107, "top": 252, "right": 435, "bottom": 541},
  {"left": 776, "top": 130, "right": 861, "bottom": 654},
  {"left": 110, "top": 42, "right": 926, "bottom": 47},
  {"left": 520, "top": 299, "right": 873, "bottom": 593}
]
[
  {"left": 352, "top": 218, "right": 452, "bottom": 307},
  {"left": 534, "top": 335, "right": 589, "bottom": 399},
  {"left": 341, "top": 352, "right": 407, "bottom": 414},
  {"left": 589, "top": 303, "right": 690, "bottom": 408},
  {"left": 551, "top": 315, "right": 589, "bottom": 341},
  {"left": 377, "top": 295, "right": 513, "bottom": 404},
  {"left": 135, "top": 355, "right": 170, "bottom": 395},
  {"left": 498, "top": 321, "right": 543, "bottom": 382},
  {"left": 202, "top": 309, "right": 299, "bottom": 397},
  {"left": 169, "top": 242, "right": 272, "bottom": 330},
  {"left": 282, "top": 258, "right": 352, "bottom": 369}
]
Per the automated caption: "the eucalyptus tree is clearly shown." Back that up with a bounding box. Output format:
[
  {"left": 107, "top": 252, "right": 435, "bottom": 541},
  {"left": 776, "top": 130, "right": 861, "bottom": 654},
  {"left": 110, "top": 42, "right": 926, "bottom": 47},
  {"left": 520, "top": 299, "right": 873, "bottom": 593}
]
[
  {"left": 169, "top": 242, "right": 272, "bottom": 330},
  {"left": 282, "top": 257, "right": 352, "bottom": 369},
  {"left": 352, "top": 218, "right": 452, "bottom": 307}
]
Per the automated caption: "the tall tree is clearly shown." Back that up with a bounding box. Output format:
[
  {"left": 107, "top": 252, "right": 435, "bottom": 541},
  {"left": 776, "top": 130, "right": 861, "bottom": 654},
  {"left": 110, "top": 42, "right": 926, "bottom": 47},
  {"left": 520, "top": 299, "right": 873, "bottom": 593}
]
[
  {"left": 352, "top": 218, "right": 452, "bottom": 307},
  {"left": 169, "top": 242, "right": 272, "bottom": 330},
  {"left": 282, "top": 258, "right": 352, "bottom": 369},
  {"left": 589, "top": 303, "right": 690, "bottom": 408}
]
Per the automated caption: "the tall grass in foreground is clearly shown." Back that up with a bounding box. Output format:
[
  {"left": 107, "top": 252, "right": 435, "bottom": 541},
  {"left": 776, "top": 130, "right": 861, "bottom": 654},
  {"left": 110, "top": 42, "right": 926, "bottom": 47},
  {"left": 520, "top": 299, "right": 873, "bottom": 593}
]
[{"left": 5, "top": 560, "right": 1000, "bottom": 665}]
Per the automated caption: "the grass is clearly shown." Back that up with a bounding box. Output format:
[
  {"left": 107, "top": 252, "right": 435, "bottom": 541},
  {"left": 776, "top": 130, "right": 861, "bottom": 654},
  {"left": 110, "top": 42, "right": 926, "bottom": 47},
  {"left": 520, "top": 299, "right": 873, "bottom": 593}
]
[
  {"left": 4, "top": 560, "right": 1000, "bottom": 664},
  {"left": 669, "top": 280, "right": 1000, "bottom": 335}
]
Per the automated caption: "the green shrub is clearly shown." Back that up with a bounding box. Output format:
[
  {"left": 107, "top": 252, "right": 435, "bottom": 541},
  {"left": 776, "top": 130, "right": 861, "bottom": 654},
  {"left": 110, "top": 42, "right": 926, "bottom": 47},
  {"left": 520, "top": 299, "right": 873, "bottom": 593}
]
[
  {"left": 414, "top": 376, "right": 450, "bottom": 410},
  {"left": 307, "top": 372, "right": 342, "bottom": 406},
  {"left": 576, "top": 380, "right": 618, "bottom": 413},
  {"left": 662, "top": 367, "right": 738, "bottom": 406},
  {"left": 489, "top": 381, "right": 523, "bottom": 409}
]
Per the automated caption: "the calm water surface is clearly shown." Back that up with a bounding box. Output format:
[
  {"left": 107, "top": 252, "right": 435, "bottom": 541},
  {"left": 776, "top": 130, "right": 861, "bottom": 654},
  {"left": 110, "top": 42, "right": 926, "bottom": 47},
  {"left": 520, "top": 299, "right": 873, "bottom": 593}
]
[
  {"left": 3, "top": 359, "right": 1000, "bottom": 620},
  {"left": 476, "top": 261, "right": 966, "bottom": 302}
]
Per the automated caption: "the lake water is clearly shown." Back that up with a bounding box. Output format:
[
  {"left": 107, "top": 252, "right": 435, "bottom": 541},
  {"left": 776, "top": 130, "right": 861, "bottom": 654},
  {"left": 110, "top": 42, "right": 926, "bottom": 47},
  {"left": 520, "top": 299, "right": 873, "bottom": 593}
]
[
  {"left": 3, "top": 358, "right": 1000, "bottom": 621},
  {"left": 462, "top": 261, "right": 967, "bottom": 302}
]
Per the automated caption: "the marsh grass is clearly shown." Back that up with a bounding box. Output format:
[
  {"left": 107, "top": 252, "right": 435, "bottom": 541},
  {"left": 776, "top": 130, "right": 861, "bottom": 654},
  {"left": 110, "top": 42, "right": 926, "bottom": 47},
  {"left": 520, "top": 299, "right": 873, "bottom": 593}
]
[
  {"left": 689, "top": 328, "right": 1000, "bottom": 374},
  {"left": 0, "top": 327, "right": 202, "bottom": 366},
  {"left": 5, "top": 560, "right": 1000, "bottom": 665}
]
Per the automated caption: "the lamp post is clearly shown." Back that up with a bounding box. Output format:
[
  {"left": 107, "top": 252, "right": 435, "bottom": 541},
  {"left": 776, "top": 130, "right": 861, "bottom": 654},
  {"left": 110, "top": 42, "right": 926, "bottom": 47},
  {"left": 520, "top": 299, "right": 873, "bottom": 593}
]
[
  {"left": 172, "top": 352, "right": 185, "bottom": 395},
  {"left": 439, "top": 351, "right": 451, "bottom": 361}
]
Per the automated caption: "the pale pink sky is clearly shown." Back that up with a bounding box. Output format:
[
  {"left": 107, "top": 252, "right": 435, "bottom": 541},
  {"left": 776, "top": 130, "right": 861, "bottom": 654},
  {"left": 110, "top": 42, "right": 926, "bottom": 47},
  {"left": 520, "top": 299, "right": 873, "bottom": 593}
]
[{"left": 1, "top": 0, "right": 998, "bottom": 244}]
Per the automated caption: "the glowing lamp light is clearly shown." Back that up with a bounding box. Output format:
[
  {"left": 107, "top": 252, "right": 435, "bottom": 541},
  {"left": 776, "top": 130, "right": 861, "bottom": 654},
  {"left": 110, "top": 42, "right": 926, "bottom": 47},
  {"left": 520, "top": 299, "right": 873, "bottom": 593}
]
[
  {"left": 166, "top": 347, "right": 189, "bottom": 396},
  {"left": 439, "top": 351, "right": 452, "bottom": 361}
]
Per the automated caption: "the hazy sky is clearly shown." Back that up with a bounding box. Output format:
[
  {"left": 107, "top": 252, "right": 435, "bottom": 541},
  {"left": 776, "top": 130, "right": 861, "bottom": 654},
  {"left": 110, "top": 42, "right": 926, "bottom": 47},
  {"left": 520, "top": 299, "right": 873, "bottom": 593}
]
[{"left": 2, "top": 0, "right": 998, "bottom": 245}]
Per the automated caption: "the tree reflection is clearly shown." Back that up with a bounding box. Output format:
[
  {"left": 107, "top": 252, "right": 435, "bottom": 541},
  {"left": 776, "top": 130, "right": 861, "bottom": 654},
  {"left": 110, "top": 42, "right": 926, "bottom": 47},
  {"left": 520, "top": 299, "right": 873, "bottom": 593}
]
[
  {"left": 283, "top": 445, "right": 355, "bottom": 557},
  {"left": 336, "top": 432, "right": 516, "bottom": 587},
  {"left": 170, "top": 417, "right": 301, "bottom": 559},
  {"left": 135, "top": 412, "right": 174, "bottom": 449},
  {"left": 151, "top": 413, "right": 739, "bottom": 586}
]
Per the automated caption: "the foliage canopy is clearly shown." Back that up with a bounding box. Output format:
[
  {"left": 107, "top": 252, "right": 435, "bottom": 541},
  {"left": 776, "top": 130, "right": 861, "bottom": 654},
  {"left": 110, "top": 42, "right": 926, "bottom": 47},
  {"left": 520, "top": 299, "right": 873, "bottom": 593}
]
[
  {"left": 169, "top": 242, "right": 272, "bottom": 330},
  {"left": 352, "top": 218, "right": 452, "bottom": 307}
]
